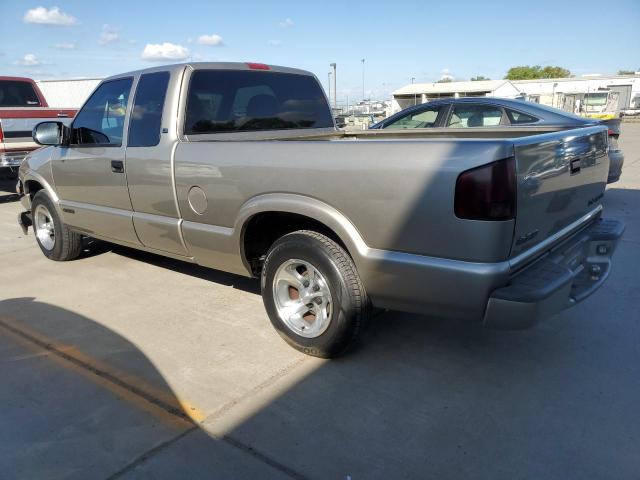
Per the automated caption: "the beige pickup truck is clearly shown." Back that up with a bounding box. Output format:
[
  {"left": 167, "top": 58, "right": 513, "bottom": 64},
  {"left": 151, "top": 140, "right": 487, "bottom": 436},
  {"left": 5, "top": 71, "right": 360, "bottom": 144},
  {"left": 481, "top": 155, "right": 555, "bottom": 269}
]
[{"left": 17, "top": 62, "right": 624, "bottom": 357}]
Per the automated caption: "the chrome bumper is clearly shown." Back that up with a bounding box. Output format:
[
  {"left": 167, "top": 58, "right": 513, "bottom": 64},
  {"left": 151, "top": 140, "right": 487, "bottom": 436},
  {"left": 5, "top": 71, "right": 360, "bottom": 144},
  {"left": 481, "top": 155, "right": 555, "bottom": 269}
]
[{"left": 0, "top": 151, "right": 29, "bottom": 168}]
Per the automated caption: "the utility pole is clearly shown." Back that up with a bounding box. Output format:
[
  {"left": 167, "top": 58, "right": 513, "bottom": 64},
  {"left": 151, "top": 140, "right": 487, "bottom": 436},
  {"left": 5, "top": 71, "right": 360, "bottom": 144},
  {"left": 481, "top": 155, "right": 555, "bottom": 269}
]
[
  {"left": 411, "top": 77, "right": 416, "bottom": 105},
  {"left": 330, "top": 63, "right": 337, "bottom": 110},
  {"left": 361, "top": 58, "right": 365, "bottom": 101}
]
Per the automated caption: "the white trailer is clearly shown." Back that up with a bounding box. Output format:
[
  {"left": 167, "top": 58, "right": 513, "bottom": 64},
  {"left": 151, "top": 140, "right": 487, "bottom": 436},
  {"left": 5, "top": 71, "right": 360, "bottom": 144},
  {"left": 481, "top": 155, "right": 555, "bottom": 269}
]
[{"left": 35, "top": 78, "right": 102, "bottom": 108}]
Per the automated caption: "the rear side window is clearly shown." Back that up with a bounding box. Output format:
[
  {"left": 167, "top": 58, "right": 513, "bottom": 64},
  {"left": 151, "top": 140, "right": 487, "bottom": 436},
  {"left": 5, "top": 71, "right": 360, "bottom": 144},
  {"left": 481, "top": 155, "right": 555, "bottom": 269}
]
[
  {"left": 447, "top": 104, "right": 503, "bottom": 128},
  {"left": 72, "top": 78, "right": 132, "bottom": 146},
  {"left": 0, "top": 80, "right": 41, "bottom": 107},
  {"left": 128, "top": 72, "right": 170, "bottom": 147},
  {"left": 385, "top": 106, "right": 443, "bottom": 129},
  {"left": 506, "top": 109, "right": 538, "bottom": 125},
  {"left": 184, "top": 70, "right": 334, "bottom": 134}
]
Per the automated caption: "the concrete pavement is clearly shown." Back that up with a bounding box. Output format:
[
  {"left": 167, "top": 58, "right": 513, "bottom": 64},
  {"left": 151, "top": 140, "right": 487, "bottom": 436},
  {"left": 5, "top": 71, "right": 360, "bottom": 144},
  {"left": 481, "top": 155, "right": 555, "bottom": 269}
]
[{"left": 0, "top": 124, "right": 639, "bottom": 479}]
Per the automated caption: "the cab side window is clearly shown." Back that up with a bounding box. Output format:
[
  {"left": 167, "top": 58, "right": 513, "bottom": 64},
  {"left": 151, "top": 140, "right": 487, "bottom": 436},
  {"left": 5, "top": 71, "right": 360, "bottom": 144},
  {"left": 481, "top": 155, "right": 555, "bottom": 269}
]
[
  {"left": 386, "top": 106, "right": 442, "bottom": 129},
  {"left": 505, "top": 108, "right": 538, "bottom": 125},
  {"left": 128, "top": 72, "right": 170, "bottom": 147},
  {"left": 72, "top": 78, "right": 133, "bottom": 146},
  {"left": 447, "top": 104, "right": 503, "bottom": 128}
]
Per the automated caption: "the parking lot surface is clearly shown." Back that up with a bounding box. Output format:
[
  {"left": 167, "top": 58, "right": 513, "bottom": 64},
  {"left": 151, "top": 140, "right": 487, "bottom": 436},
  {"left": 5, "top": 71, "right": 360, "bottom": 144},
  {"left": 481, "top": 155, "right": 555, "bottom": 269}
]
[{"left": 1, "top": 124, "right": 639, "bottom": 479}]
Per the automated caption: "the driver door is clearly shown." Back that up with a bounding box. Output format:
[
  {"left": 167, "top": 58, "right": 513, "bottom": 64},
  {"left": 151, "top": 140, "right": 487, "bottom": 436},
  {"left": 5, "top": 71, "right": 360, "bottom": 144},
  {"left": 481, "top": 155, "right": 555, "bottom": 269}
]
[{"left": 51, "top": 77, "right": 140, "bottom": 245}]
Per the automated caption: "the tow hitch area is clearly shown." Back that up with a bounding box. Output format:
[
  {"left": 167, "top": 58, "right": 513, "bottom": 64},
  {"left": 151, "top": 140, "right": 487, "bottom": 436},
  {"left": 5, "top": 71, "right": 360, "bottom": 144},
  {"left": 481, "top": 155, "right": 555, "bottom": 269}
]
[
  {"left": 18, "top": 211, "right": 32, "bottom": 235},
  {"left": 484, "top": 218, "right": 625, "bottom": 330}
]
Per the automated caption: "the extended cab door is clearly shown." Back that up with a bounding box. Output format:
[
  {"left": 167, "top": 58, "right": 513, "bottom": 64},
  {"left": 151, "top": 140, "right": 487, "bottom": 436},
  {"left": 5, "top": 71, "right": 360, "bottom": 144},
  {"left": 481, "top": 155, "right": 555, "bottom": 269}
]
[
  {"left": 124, "top": 70, "right": 188, "bottom": 256},
  {"left": 51, "top": 77, "right": 140, "bottom": 245}
]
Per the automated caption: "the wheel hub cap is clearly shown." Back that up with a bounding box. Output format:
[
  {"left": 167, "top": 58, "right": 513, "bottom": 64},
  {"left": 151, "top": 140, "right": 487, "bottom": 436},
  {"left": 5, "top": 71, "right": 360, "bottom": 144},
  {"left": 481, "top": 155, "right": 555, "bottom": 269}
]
[
  {"left": 273, "top": 259, "right": 333, "bottom": 338},
  {"left": 34, "top": 204, "right": 55, "bottom": 251}
]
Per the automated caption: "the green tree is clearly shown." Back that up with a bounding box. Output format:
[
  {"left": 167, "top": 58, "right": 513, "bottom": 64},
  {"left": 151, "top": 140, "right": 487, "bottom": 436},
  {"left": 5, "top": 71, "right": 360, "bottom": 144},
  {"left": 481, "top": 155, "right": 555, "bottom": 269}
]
[
  {"left": 436, "top": 78, "right": 453, "bottom": 83},
  {"left": 470, "top": 75, "right": 490, "bottom": 81},
  {"left": 505, "top": 65, "right": 571, "bottom": 80},
  {"left": 618, "top": 69, "right": 636, "bottom": 75}
]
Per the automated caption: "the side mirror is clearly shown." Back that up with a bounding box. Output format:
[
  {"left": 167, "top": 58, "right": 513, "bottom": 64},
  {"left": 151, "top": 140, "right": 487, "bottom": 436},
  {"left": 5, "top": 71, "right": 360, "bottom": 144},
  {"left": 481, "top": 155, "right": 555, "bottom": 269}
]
[{"left": 33, "top": 121, "right": 67, "bottom": 146}]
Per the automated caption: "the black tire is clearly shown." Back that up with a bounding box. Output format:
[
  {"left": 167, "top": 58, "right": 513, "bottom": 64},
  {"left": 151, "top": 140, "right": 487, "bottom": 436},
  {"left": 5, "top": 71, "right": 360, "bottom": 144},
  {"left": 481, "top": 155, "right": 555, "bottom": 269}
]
[
  {"left": 31, "top": 191, "right": 82, "bottom": 261},
  {"left": 261, "top": 230, "right": 370, "bottom": 358}
]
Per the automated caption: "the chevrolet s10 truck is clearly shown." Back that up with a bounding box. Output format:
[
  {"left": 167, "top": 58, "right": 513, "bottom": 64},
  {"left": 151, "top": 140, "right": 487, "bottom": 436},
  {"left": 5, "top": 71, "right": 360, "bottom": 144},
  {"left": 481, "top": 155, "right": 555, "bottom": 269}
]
[{"left": 17, "top": 63, "right": 624, "bottom": 357}]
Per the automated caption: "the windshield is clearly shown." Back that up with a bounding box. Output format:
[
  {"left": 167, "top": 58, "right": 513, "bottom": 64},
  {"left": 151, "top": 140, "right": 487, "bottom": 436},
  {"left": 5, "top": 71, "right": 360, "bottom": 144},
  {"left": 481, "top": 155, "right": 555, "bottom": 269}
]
[
  {"left": 0, "top": 80, "right": 41, "bottom": 107},
  {"left": 584, "top": 93, "right": 609, "bottom": 107}
]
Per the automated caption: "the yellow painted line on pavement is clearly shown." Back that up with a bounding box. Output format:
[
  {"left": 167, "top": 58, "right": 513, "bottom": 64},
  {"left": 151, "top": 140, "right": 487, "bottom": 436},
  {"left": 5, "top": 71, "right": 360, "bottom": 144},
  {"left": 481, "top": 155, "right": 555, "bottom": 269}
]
[{"left": 0, "top": 315, "right": 205, "bottom": 427}]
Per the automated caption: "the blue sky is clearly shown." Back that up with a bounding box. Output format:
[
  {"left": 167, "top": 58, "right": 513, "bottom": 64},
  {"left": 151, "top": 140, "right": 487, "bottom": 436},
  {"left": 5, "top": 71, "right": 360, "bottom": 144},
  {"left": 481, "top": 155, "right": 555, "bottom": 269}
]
[{"left": 1, "top": 1, "right": 639, "bottom": 101}]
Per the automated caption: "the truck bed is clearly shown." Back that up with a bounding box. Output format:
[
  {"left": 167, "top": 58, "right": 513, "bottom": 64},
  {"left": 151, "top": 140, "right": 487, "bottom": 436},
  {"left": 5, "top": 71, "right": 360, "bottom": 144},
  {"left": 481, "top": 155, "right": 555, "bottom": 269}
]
[{"left": 175, "top": 125, "right": 609, "bottom": 265}]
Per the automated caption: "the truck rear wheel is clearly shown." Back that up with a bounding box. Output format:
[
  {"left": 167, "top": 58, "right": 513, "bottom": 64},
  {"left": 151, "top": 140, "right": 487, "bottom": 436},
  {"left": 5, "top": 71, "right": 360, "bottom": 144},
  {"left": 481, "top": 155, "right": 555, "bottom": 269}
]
[
  {"left": 261, "top": 230, "right": 370, "bottom": 358},
  {"left": 31, "top": 191, "right": 82, "bottom": 261}
]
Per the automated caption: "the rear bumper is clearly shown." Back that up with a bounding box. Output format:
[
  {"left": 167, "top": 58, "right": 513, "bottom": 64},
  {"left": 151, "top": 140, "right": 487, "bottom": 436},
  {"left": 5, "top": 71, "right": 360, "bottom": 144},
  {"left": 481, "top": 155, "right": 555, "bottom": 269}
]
[
  {"left": 357, "top": 216, "right": 623, "bottom": 327},
  {"left": 483, "top": 218, "right": 624, "bottom": 329}
]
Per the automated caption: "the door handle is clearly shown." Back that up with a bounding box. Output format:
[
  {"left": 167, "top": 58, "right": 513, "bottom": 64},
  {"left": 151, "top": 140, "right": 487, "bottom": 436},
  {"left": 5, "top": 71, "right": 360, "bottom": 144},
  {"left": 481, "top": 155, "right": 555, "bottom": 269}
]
[
  {"left": 570, "top": 158, "right": 581, "bottom": 175},
  {"left": 111, "top": 160, "right": 124, "bottom": 173}
]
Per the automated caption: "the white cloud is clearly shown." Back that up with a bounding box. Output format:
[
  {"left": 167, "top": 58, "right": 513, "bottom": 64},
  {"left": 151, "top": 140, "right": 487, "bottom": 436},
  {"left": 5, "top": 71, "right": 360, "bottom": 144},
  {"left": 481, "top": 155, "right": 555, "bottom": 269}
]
[
  {"left": 23, "top": 6, "right": 77, "bottom": 26},
  {"left": 141, "top": 42, "right": 190, "bottom": 62},
  {"left": 99, "top": 24, "right": 120, "bottom": 45},
  {"left": 267, "top": 40, "right": 282, "bottom": 47},
  {"left": 53, "top": 42, "right": 75, "bottom": 50},
  {"left": 440, "top": 68, "right": 454, "bottom": 81},
  {"left": 197, "top": 34, "right": 224, "bottom": 46},
  {"left": 279, "top": 18, "right": 294, "bottom": 28},
  {"left": 15, "top": 54, "right": 42, "bottom": 66}
]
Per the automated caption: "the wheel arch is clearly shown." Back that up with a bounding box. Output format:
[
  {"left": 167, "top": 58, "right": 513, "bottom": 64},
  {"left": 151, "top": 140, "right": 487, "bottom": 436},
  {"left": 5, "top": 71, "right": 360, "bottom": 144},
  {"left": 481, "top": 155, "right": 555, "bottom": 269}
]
[
  {"left": 22, "top": 170, "right": 60, "bottom": 209},
  {"left": 236, "top": 194, "right": 368, "bottom": 275}
]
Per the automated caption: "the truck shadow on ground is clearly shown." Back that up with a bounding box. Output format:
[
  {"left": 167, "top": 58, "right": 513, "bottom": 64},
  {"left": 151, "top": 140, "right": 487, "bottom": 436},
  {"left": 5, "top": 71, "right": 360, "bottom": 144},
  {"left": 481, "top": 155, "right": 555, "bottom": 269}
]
[{"left": 105, "top": 243, "right": 261, "bottom": 295}]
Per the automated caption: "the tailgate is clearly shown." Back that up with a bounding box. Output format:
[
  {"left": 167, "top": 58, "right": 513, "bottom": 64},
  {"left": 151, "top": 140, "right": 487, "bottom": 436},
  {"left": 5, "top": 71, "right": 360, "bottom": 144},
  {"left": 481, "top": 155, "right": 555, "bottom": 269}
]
[{"left": 510, "top": 125, "right": 609, "bottom": 258}]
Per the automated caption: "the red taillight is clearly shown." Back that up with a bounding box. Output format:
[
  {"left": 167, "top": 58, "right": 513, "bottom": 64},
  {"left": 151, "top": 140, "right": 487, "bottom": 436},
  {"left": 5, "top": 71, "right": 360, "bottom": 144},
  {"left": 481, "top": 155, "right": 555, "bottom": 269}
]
[
  {"left": 0, "top": 121, "right": 4, "bottom": 142},
  {"left": 246, "top": 62, "right": 270, "bottom": 70},
  {"left": 454, "top": 157, "right": 516, "bottom": 221}
]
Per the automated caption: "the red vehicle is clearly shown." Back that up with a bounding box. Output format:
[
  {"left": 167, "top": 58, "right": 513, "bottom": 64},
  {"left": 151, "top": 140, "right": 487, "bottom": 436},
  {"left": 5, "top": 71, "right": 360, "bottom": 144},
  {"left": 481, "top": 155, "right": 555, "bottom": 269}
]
[{"left": 0, "top": 76, "right": 76, "bottom": 176}]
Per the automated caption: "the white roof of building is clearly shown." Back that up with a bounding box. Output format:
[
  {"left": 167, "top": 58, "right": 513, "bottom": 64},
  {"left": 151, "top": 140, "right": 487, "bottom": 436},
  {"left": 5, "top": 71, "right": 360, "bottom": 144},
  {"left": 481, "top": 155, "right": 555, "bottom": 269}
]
[
  {"left": 512, "top": 74, "right": 640, "bottom": 85},
  {"left": 393, "top": 79, "right": 513, "bottom": 95}
]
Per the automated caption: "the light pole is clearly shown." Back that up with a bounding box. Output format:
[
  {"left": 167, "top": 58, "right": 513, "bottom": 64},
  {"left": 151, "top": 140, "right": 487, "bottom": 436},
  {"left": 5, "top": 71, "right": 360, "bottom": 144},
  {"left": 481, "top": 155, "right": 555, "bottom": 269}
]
[
  {"left": 327, "top": 71, "right": 332, "bottom": 104},
  {"left": 361, "top": 58, "right": 365, "bottom": 101},
  {"left": 411, "top": 77, "right": 416, "bottom": 105},
  {"left": 330, "top": 63, "right": 337, "bottom": 110}
]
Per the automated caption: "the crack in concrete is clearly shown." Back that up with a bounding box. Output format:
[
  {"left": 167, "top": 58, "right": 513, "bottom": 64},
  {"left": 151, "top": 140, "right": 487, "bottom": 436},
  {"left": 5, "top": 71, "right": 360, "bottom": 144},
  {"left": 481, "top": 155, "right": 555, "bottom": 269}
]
[{"left": 105, "top": 427, "right": 199, "bottom": 480}]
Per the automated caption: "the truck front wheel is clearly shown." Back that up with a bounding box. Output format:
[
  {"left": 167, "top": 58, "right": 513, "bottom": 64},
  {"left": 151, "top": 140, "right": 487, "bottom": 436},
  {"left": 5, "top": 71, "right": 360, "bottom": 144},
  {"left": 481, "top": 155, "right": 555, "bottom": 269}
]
[
  {"left": 261, "top": 230, "right": 370, "bottom": 358},
  {"left": 31, "top": 191, "right": 82, "bottom": 261}
]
